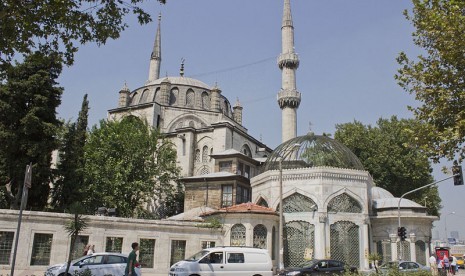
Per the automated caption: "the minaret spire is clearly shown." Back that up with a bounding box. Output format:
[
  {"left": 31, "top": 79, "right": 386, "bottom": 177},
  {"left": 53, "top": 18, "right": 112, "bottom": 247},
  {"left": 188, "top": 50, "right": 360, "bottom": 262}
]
[
  {"left": 277, "top": 0, "right": 301, "bottom": 142},
  {"left": 148, "top": 13, "right": 162, "bottom": 82}
]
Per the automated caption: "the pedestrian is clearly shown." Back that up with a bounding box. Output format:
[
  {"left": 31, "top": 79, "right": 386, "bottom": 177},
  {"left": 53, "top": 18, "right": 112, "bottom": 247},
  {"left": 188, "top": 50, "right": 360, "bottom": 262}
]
[
  {"left": 443, "top": 256, "right": 450, "bottom": 276},
  {"left": 83, "top": 244, "right": 90, "bottom": 256},
  {"left": 438, "top": 256, "right": 444, "bottom": 276},
  {"left": 430, "top": 255, "right": 438, "bottom": 276},
  {"left": 87, "top": 244, "right": 95, "bottom": 255},
  {"left": 125, "top": 242, "right": 139, "bottom": 276},
  {"left": 450, "top": 256, "right": 457, "bottom": 275}
]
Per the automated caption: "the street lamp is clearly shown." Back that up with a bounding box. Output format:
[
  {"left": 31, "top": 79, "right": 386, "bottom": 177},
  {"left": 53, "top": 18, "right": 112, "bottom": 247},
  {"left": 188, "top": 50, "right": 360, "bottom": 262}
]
[
  {"left": 444, "top": 211, "right": 455, "bottom": 241},
  {"left": 278, "top": 143, "right": 300, "bottom": 272}
]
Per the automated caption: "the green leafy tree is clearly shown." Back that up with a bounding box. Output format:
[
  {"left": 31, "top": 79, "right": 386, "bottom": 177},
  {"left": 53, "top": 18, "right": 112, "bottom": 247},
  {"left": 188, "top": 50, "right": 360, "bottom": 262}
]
[
  {"left": 396, "top": 0, "right": 465, "bottom": 163},
  {"left": 0, "top": 0, "right": 166, "bottom": 66},
  {"left": 83, "top": 116, "right": 181, "bottom": 218},
  {"left": 0, "top": 52, "right": 63, "bottom": 210},
  {"left": 64, "top": 202, "right": 88, "bottom": 276},
  {"left": 335, "top": 116, "right": 441, "bottom": 215},
  {"left": 51, "top": 94, "right": 89, "bottom": 211}
]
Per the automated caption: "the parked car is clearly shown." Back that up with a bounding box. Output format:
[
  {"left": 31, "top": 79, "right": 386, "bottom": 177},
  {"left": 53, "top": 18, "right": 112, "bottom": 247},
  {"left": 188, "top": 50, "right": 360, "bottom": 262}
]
[
  {"left": 379, "top": 261, "right": 430, "bottom": 274},
  {"left": 45, "top": 252, "right": 141, "bottom": 276},
  {"left": 278, "top": 259, "right": 357, "bottom": 276},
  {"left": 456, "top": 256, "right": 464, "bottom": 269},
  {"left": 169, "top": 246, "right": 273, "bottom": 276}
]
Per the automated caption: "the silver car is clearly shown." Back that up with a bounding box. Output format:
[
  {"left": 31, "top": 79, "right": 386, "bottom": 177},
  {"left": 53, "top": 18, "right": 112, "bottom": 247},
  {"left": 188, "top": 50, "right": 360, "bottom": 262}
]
[
  {"left": 45, "top": 252, "right": 141, "bottom": 276},
  {"left": 379, "top": 261, "right": 430, "bottom": 273}
]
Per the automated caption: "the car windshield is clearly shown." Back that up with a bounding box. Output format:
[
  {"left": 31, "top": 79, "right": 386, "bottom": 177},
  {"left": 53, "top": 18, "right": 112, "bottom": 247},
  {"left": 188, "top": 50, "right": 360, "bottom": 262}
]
[
  {"left": 457, "top": 257, "right": 463, "bottom": 260},
  {"left": 296, "top": 260, "right": 319, "bottom": 268},
  {"left": 185, "top": 250, "right": 209, "bottom": 262}
]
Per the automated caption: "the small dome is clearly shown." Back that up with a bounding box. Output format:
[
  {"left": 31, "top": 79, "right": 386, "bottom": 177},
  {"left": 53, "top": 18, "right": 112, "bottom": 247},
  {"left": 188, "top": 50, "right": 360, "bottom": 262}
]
[
  {"left": 373, "top": 198, "right": 424, "bottom": 209},
  {"left": 371, "top": 187, "right": 394, "bottom": 200},
  {"left": 147, "top": 76, "right": 210, "bottom": 89},
  {"left": 263, "top": 133, "right": 364, "bottom": 171}
]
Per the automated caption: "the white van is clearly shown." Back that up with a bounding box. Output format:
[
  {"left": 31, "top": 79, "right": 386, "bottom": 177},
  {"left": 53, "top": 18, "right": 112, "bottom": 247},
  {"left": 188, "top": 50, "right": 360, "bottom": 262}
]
[{"left": 169, "top": 246, "right": 273, "bottom": 276}]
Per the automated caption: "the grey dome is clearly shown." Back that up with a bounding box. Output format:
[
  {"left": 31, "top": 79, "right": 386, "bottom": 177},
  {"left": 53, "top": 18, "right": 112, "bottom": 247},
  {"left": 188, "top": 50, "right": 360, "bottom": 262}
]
[{"left": 263, "top": 133, "right": 364, "bottom": 171}]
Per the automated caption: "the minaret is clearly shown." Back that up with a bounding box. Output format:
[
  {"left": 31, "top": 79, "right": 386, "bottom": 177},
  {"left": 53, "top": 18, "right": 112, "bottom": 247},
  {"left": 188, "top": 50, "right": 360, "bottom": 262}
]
[
  {"left": 148, "top": 13, "right": 162, "bottom": 82},
  {"left": 277, "top": 0, "right": 301, "bottom": 142}
]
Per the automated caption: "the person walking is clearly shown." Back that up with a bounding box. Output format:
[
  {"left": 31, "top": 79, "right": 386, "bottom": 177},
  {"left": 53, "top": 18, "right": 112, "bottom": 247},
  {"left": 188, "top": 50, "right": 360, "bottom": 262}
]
[
  {"left": 443, "top": 256, "right": 450, "bottom": 276},
  {"left": 430, "top": 255, "right": 438, "bottom": 276},
  {"left": 450, "top": 256, "right": 457, "bottom": 275},
  {"left": 438, "top": 256, "right": 444, "bottom": 276},
  {"left": 125, "top": 242, "right": 139, "bottom": 276}
]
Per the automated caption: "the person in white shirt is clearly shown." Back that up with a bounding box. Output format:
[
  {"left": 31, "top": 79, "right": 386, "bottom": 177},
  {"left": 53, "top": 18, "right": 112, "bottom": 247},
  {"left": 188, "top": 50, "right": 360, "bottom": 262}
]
[
  {"left": 451, "top": 256, "right": 457, "bottom": 275},
  {"left": 87, "top": 244, "right": 95, "bottom": 255},
  {"left": 429, "top": 255, "right": 438, "bottom": 276}
]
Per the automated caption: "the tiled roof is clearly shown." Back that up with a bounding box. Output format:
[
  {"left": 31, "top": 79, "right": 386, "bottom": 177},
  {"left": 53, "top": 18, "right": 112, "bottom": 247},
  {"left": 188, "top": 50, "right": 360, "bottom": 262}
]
[{"left": 201, "top": 202, "right": 277, "bottom": 216}]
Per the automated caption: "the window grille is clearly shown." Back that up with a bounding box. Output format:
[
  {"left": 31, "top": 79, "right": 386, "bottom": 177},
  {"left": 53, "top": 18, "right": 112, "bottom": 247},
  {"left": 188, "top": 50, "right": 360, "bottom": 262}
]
[
  {"left": 186, "top": 90, "right": 194, "bottom": 107},
  {"left": 30, "top": 233, "right": 53, "bottom": 266},
  {"left": 195, "top": 149, "right": 200, "bottom": 163},
  {"left": 328, "top": 193, "right": 362, "bottom": 213},
  {"left": 201, "top": 241, "right": 216, "bottom": 249},
  {"left": 284, "top": 221, "right": 314, "bottom": 267},
  {"left": 105, "top": 237, "right": 123, "bottom": 253},
  {"left": 169, "top": 88, "right": 178, "bottom": 105},
  {"left": 139, "top": 239, "right": 156, "bottom": 268},
  {"left": 202, "top": 146, "right": 208, "bottom": 163},
  {"left": 170, "top": 240, "right": 186, "bottom": 266},
  {"left": 222, "top": 185, "right": 233, "bottom": 207},
  {"left": 376, "top": 240, "right": 392, "bottom": 265},
  {"left": 230, "top": 224, "right": 246, "bottom": 246},
  {"left": 415, "top": 240, "right": 426, "bottom": 265},
  {"left": 71, "top": 235, "right": 89, "bottom": 260},
  {"left": 330, "top": 221, "right": 360, "bottom": 268},
  {"left": 253, "top": 224, "right": 267, "bottom": 249},
  {"left": 201, "top": 92, "right": 210, "bottom": 109},
  {"left": 397, "top": 241, "right": 411, "bottom": 261},
  {"left": 200, "top": 167, "right": 209, "bottom": 175},
  {"left": 0, "top": 231, "right": 14, "bottom": 265},
  {"left": 278, "top": 193, "right": 317, "bottom": 213}
]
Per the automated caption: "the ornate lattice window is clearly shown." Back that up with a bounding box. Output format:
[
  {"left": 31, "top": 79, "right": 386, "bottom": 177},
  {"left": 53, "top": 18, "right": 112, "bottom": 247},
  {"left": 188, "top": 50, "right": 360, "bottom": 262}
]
[
  {"left": 230, "top": 224, "right": 246, "bottom": 246},
  {"left": 415, "top": 240, "right": 426, "bottom": 265},
  {"left": 278, "top": 193, "right": 317, "bottom": 213},
  {"left": 330, "top": 221, "right": 360, "bottom": 268},
  {"left": 202, "top": 146, "right": 209, "bottom": 163},
  {"left": 201, "top": 91, "right": 210, "bottom": 109},
  {"left": 195, "top": 149, "right": 200, "bottom": 163},
  {"left": 186, "top": 89, "right": 195, "bottom": 107},
  {"left": 253, "top": 224, "right": 267, "bottom": 249},
  {"left": 397, "top": 241, "right": 411, "bottom": 261},
  {"left": 105, "top": 237, "right": 123, "bottom": 253},
  {"left": 139, "top": 239, "right": 156, "bottom": 268},
  {"left": 169, "top": 88, "right": 178, "bottom": 105},
  {"left": 328, "top": 193, "right": 362, "bottom": 213},
  {"left": 200, "top": 167, "right": 209, "bottom": 175},
  {"left": 257, "top": 198, "right": 269, "bottom": 207},
  {"left": 30, "top": 233, "right": 53, "bottom": 266},
  {"left": 140, "top": 89, "right": 149, "bottom": 103},
  {"left": 0, "top": 231, "right": 14, "bottom": 265},
  {"left": 284, "top": 221, "right": 315, "bottom": 267},
  {"left": 376, "top": 240, "right": 392, "bottom": 265}
]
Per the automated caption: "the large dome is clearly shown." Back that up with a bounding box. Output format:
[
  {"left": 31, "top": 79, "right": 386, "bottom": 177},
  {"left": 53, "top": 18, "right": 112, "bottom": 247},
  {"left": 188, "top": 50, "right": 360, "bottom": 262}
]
[{"left": 263, "top": 133, "right": 364, "bottom": 171}]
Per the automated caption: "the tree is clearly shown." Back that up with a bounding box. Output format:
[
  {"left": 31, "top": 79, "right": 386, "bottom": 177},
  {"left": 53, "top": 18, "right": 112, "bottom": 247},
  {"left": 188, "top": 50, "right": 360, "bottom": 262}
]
[
  {"left": 396, "top": 0, "right": 465, "bottom": 163},
  {"left": 0, "top": 52, "right": 63, "bottom": 210},
  {"left": 51, "top": 94, "right": 89, "bottom": 211},
  {"left": 64, "top": 202, "right": 88, "bottom": 276},
  {"left": 0, "top": 0, "right": 167, "bottom": 66},
  {"left": 334, "top": 116, "right": 441, "bottom": 215},
  {"left": 83, "top": 116, "right": 181, "bottom": 218}
]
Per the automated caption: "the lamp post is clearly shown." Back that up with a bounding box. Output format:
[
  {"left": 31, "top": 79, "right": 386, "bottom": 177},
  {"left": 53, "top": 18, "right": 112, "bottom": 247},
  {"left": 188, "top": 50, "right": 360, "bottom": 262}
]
[{"left": 444, "top": 211, "right": 455, "bottom": 241}]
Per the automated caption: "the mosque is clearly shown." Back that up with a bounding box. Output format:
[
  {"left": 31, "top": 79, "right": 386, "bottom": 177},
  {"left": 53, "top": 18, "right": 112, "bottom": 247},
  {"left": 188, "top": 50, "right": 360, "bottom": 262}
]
[{"left": 0, "top": 1, "right": 437, "bottom": 275}]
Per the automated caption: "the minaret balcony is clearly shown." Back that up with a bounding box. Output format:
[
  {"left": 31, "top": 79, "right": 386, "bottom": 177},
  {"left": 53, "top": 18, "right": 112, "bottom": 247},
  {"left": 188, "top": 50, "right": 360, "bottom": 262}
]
[
  {"left": 277, "top": 89, "right": 301, "bottom": 109},
  {"left": 278, "top": 52, "right": 300, "bottom": 69}
]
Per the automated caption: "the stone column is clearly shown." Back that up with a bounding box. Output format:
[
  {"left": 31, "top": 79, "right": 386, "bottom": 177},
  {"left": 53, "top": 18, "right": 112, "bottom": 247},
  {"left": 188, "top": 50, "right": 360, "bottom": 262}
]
[
  {"left": 361, "top": 223, "right": 370, "bottom": 270},
  {"left": 314, "top": 213, "right": 327, "bottom": 259},
  {"left": 390, "top": 234, "right": 398, "bottom": 261}
]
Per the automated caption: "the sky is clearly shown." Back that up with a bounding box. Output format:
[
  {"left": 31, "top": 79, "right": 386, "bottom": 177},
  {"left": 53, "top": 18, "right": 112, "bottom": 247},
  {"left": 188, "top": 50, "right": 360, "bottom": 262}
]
[{"left": 56, "top": 0, "right": 465, "bottom": 239}]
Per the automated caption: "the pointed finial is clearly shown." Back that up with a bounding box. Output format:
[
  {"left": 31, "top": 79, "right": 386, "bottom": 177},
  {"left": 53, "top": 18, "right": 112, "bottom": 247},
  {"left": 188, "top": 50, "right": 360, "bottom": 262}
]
[
  {"left": 234, "top": 97, "right": 242, "bottom": 107},
  {"left": 121, "top": 81, "right": 129, "bottom": 92},
  {"left": 180, "top": 58, "right": 185, "bottom": 77}
]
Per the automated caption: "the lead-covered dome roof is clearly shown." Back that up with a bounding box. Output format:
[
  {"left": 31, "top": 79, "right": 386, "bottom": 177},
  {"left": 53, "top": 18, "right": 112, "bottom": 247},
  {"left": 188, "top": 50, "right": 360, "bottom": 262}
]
[{"left": 263, "top": 133, "right": 364, "bottom": 171}]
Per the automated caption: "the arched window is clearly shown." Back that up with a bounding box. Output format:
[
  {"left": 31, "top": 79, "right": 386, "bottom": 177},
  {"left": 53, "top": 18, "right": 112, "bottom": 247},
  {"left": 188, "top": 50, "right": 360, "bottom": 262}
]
[
  {"left": 330, "top": 221, "right": 360, "bottom": 267},
  {"left": 253, "top": 224, "right": 267, "bottom": 249},
  {"left": 396, "top": 241, "right": 411, "bottom": 261},
  {"left": 257, "top": 198, "right": 269, "bottom": 208},
  {"left": 200, "top": 167, "right": 209, "bottom": 175},
  {"left": 195, "top": 149, "right": 200, "bottom": 163},
  {"left": 140, "top": 89, "right": 149, "bottom": 104},
  {"left": 376, "top": 240, "right": 391, "bottom": 265},
  {"left": 415, "top": 240, "right": 426, "bottom": 265},
  {"left": 241, "top": 144, "right": 252, "bottom": 157},
  {"left": 230, "top": 224, "right": 246, "bottom": 246},
  {"left": 169, "top": 88, "right": 178, "bottom": 105},
  {"left": 201, "top": 91, "right": 210, "bottom": 110},
  {"left": 327, "top": 193, "right": 362, "bottom": 213},
  {"left": 202, "top": 146, "right": 209, "bottom": 163},
  {"left": 278, "top": 193, "right": 317, "bottom": 213},
  {"left": 186, "top": 89, "right": 195, "bottom": 107},
  {"left": 284, "top": 221, "right": 315, "bottom": 267}
]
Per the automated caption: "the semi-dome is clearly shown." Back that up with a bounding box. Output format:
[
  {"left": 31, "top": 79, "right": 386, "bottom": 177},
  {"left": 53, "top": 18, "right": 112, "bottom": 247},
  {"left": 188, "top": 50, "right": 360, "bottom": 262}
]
[{"left": 263, "top": 133, "right": 364, "bottom": 171}]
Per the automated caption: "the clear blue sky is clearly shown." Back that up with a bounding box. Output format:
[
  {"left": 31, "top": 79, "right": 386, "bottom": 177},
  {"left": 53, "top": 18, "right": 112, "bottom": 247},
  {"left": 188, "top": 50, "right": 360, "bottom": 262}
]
[{"left": 57, "top": 0, "right": 465, "bottom": 238}]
